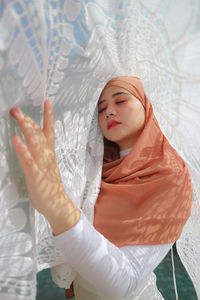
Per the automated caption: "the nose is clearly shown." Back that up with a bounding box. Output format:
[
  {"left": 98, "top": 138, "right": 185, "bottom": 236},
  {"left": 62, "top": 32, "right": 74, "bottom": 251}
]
[{"left": 105, "top": 106, "right": 116, "bottom": 119}]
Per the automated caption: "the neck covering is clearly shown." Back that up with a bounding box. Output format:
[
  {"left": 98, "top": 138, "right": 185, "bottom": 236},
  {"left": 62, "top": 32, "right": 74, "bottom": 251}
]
[
  {"left": 94, "top": 76, "right": 193, "bottom": 247},
  {"left": 120, "top": 148, "right": 132, "bottom": 158}
]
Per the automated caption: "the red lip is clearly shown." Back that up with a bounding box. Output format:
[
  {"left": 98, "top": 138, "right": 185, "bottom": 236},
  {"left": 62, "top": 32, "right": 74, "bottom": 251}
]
[{"left": 107, "top": 120, "right": 121, "bottom": 129}]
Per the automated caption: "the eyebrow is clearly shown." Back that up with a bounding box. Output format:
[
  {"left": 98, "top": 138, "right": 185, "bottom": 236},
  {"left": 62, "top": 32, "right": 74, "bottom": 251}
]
[{"left": 98, "top": 92, "right": 129, "bottom": 107}]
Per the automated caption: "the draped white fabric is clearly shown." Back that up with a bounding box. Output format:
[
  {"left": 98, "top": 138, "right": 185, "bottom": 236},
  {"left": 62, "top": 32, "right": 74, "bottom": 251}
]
[{"left": 0, "top": 0, "right": 200, "bottom": 299}]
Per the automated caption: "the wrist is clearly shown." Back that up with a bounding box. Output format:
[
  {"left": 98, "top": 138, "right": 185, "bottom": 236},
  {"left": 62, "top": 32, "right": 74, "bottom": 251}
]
[
  {"left": 45, "top": 193, "right": 81, "bottom": 236},
  {"left": 51, "top": 208, "right": 81, "bottom": 236}
]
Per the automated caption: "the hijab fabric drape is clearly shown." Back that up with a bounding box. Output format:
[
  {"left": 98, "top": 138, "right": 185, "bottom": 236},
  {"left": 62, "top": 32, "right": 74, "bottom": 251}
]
[{"left": 94, "top": 77, "right": 193, "bottom": 247}]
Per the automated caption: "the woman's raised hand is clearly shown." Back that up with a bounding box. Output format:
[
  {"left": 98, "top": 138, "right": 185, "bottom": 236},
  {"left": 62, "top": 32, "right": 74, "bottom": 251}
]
[{"left": 10, "top": 100, "right": 80, "bottom": 235}]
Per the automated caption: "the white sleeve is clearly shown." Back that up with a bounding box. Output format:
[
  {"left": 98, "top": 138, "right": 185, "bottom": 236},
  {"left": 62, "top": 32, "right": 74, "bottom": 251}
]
[{"left": 53, "top": 211, "right": 173, "bottom": 300}]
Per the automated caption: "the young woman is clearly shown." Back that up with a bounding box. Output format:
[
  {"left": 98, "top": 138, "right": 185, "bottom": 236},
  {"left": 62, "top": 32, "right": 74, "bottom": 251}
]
[{"left": 10, "top": 76, "right": 192, "bottom": 300}]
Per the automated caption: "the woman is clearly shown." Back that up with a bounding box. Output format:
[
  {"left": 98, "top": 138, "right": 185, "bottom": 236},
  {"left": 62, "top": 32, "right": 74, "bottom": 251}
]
[{"left": 10, "top": 76, "right": 192, "bottom": 300}]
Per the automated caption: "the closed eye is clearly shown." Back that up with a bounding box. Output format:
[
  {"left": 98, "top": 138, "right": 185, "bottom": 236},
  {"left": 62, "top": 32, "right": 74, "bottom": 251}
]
[
  {"left": 98, "top": 107, "right": 106, "bottom": 114},
  {"left": 116, "top": 100, "right": 126, "bottom": 104},
  {"left": 98, "top": 100, "right": 126, "bottom": 114}
]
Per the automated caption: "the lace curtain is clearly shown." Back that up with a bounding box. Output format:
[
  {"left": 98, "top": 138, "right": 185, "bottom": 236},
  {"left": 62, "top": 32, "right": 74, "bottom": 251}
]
[{"left": 0, "top": 0, "right": 200, "bottom": 299}]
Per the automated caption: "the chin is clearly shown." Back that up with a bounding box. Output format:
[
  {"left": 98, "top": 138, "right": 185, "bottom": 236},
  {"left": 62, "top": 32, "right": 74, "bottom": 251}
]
[
  {"left": 105, "top": 136, "right": 119, "bottom": 143},
  {"left": 107, "top": 133, "right": 125, "bottom": 143}
]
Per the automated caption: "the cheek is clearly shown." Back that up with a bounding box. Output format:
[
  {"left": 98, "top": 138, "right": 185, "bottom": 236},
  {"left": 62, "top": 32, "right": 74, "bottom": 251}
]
[
  {"left": 120, "top": 104, "right": 136, "bottom": 118},
  {"left": 133, "top": 108, "right": 145, "bottom": 126},
  {"left": 125, "top": 104, "right": 145, "bottom": 124},
  {"left": 98, "top": 115, "right": 105, "bottom": 131},
  {"left": 117, "top": 105, "right": 129, "bottom": 116}
]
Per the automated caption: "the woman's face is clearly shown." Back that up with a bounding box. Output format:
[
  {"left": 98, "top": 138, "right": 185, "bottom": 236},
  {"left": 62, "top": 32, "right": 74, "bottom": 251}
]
[{"left": 98, "top": 86, "right": 145, "bottom": 150}]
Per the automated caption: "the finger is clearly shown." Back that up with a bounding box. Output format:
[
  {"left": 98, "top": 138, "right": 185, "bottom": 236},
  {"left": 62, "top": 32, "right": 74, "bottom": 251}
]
[
  {"left": 12, "top": 135, "right": 38, "bottom": 177},
  {"left": 10, "top": 107, "right": 47, "bottom": 163},
  {"left": 43, "top": 99, "right": 55, "bottom": 151}
]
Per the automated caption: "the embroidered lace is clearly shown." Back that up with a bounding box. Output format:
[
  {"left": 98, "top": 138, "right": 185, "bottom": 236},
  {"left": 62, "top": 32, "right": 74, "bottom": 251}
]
[{"left": 0, "top": 0, "right": 200, "bottom": 299}]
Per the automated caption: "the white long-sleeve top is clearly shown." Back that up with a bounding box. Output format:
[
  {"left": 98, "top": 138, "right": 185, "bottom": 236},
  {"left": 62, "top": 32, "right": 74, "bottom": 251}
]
[
  {"left": 53, "top": 148, "right": 173, "bottom": 299},
  {"left": 53, "top": 211, "right": 172, "bottom": 299}
]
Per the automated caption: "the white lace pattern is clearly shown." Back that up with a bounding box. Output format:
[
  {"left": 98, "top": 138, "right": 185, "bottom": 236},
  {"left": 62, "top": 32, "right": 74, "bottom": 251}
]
[{"left": 0, "top": 0, "right": 200, "bottom": 299}]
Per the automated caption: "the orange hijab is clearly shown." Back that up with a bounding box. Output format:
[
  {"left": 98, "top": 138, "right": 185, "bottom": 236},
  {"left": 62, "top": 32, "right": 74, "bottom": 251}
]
[{"left": 94, "top": 76, "right": 192, "bottom": 247}]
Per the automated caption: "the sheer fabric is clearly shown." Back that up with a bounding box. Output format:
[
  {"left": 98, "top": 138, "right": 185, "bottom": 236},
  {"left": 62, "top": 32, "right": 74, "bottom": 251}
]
[{"left": 0, "top": 1, "right": 200, "bottom": 299}]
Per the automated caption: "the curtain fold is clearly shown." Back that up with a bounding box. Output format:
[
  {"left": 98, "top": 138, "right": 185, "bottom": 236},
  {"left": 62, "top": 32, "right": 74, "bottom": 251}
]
[{"left": 0, "top": 1, "right": 200, "bottom": 299}]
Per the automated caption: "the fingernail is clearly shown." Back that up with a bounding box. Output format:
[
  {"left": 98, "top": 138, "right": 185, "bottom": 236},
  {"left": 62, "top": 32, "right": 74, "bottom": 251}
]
[
  {"left": 10, "top": 107, "right": 24, "bottom": 119},
  {"left": 45, "top": 99, "right": 52, "bottom": 107}
]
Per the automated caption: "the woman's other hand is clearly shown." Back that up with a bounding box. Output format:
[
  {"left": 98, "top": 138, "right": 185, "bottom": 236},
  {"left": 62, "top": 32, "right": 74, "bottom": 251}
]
[{"left": 10, "top": 100, "right": 80, "bottom": 235}]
